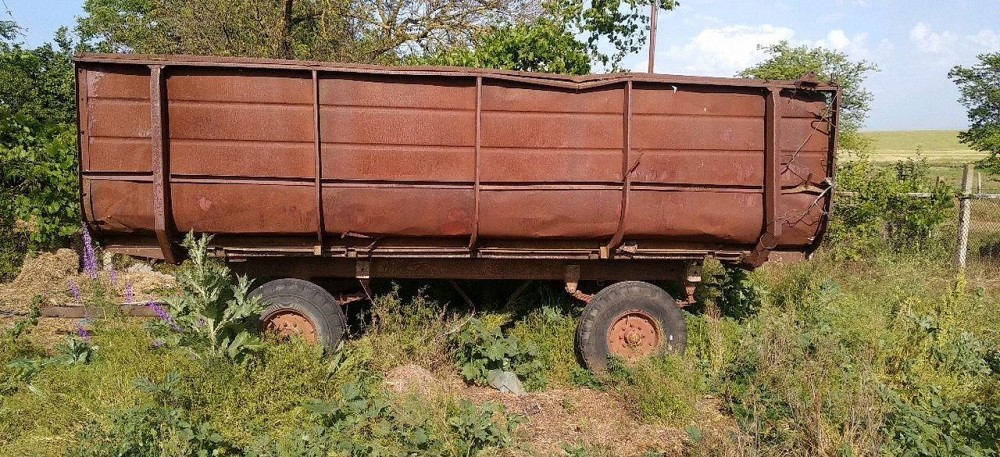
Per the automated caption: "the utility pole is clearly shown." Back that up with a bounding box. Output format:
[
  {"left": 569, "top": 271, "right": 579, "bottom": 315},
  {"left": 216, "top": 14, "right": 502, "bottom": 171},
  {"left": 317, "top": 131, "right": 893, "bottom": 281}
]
[{"left": 648, "top": 1, "right": 658, "bottom": 73}]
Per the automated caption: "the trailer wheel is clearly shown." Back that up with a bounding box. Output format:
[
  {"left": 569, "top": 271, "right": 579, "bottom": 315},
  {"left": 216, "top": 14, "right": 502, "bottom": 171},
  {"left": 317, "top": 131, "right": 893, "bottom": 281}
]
[
  {"left": 576, "top": 281, "right": 686, "bottom": 372},
  {"left": 252, "top": 278, "right": 346, "bottom": 351}
]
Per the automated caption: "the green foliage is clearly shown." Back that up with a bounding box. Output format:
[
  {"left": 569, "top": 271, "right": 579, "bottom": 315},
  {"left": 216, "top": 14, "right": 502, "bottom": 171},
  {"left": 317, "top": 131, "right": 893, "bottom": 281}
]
[
  {"left": 830, "top": 156, "right": 955, "bottom": 259},
  {"left": 696, "top": 259, "right": 764, "bottom": 321},
  {"left": 73, "top": 372, "right": 238, "bottom": 456},
  {"left": 452, "top": 317, "right": 544, "bottom": 389},
  {"left": 508, "top": 305, "right": 579, "bottom": 389},
  {"left": 950, "top": 52, "right": 1000, "bottom": 173},
  {"left": 255, "top": 382, "right": 523, "bottom": 456},
  {"left": 700, "top": 255, "right": 1000, "bottom": 455},
  {"left": 418, "top": 0, "right": 677, "bottom": 74},
  {"left": 0, "top": 23, "right": 80, "bottom": 276},
  {"left": 604, "top": 355, "right": 703, "bottom": 425},
  {"left": 739, "top": 41, "right": 878, "bottom": 152},
  {"left": 154, "top": 233, "right": 265, "bottom": 361},
  {"left": 356, "top": 284, "right": 456, "bottom": 374}
]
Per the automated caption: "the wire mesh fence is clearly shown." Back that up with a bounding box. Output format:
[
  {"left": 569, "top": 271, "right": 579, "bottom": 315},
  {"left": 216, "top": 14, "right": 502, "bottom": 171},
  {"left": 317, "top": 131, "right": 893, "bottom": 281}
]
[
  {"left": 965, "top": 194, "right": 1000, "bottom": 264},
  {"left": 833, "top": 163, "right": 1000, "bottom": 266}
]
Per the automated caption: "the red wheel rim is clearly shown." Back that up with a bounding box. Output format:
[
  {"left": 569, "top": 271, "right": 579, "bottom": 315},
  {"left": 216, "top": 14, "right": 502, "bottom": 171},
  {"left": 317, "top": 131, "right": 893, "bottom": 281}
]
[
  {"left": 607, "top": 310, "right": 661, "bottom": 360},
  {"left": 263, "top": 310, "right": 317, "bottom": 344}
]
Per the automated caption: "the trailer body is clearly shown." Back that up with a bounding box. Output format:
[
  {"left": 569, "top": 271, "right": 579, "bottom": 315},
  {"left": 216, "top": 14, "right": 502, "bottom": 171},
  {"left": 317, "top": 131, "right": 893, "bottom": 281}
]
[{"left": 74, "top": 54, "right": 838, "bottom": 282}]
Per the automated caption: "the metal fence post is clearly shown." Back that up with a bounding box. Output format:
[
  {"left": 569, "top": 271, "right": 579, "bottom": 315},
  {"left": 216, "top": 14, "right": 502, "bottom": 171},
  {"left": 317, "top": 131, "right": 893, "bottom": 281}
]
[{"left": 957, "top": 164, "right": 974, "bottom": 268}]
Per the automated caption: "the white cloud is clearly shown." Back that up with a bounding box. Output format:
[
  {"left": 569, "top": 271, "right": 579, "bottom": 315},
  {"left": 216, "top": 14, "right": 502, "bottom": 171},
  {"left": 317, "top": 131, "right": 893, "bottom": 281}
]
[
  {"left": 654, "top": 25, "right": 886, "bottom": 76},
  {"left": 657, "top": 24, "right": 795, "bottom": 76},
  {"left": 910, "top": 22, "right": 999, "bottom": 59}
]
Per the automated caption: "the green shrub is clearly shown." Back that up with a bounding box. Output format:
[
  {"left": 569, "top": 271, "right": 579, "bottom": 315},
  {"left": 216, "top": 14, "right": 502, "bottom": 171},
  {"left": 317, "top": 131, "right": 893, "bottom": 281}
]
[
  {"left": 508, "top": 305, "right": 579, "bottom": 389},
  {"left": 703, "top": 254, "right": 1000, "bottom": 455},
  {"left": 1, "top": 27, "right": 81, "bottom": 266},
  {"left": 452, "top": 316, "right": 544, "bottom": 389},
  {"left": 354, "top": 284, "right": 457, "bottom": 374},
  {"left": 72, "top": 372, "right": 238, "bottom": 457},
  {"left": 830, "top": 156, "right": 954, "bottom": 259}
]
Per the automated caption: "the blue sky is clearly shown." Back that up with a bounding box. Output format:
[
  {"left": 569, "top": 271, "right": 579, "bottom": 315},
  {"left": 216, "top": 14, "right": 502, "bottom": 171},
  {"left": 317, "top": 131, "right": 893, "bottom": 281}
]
[{"left": 5, "top": 0, "right": 1000, "bottom": 130}]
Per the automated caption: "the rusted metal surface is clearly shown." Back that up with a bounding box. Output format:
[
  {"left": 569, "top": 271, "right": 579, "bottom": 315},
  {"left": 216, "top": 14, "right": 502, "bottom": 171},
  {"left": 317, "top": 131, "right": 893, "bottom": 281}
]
[
  {"left": 262, "top": 311, "right": 317, "bottom": 344},
  {"left": 75, "top": 53, "right": 839, "bottom": 279},
  {"left": 608, "top": 310, "right": 661, "bottom": 359}
]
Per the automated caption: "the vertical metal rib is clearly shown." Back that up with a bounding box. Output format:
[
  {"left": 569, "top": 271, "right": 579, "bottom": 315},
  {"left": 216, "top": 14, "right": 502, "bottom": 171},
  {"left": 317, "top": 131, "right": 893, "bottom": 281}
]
[
  {"left": 149, "top": 65, "right": 179, "bottom": 263},
  {"left": 744, "top": 87, "right": 782, "bottom": 267},
  {"left": 606, "top": 80, "right": 633, "bottom": 254},
  {"left": 313, "top": 70, "right": 324, "bottom": 255},
  {"left": 468, "top": 76, "right": 483, "bottom": 251}
]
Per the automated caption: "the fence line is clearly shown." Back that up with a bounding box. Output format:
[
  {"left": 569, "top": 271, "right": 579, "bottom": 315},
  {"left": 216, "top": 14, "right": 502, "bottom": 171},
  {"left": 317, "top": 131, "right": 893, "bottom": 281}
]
[{"left": 834, "top": 163, "right": 1000, "bottom": 268}]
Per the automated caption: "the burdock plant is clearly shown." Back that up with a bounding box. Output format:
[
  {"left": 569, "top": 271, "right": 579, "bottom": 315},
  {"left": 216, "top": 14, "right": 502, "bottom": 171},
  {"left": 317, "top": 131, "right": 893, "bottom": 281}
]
[{"left": 151, "top": 233, "right": 265, "bottom": 361}]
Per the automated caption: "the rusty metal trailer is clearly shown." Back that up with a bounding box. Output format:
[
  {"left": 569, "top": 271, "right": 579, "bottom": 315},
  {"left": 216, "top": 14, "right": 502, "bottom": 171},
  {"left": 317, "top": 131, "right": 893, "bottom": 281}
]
[{"left": 75, "top": 54, "right": 839, "bottom": 369}]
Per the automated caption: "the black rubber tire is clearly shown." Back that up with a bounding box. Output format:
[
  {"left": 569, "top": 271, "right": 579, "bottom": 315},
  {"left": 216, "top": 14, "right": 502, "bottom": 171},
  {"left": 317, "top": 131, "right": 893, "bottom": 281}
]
[
  {"left": 251, "top": 278, "right": 347, "bottom": 351},
  {"left": 576, "top": 281, "right": 687, "bottom": 372}
]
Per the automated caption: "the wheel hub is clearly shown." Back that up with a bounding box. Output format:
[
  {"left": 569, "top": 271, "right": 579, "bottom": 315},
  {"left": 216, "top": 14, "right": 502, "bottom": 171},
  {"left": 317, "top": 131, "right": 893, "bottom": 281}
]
[
  {"left": 263, "top": 310, "right": 317, "bottom": 344},
  {"left": 607, "top": 310, "right": 661, "bottom": 360}
]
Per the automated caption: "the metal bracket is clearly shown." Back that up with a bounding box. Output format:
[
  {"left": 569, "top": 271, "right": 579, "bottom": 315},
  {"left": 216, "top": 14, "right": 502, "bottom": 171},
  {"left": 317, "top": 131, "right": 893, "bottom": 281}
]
[
  {"left": 356, "top": 260, "right": 373, "bottom": 302},
  {"left": 676, "top": 261, "right": 703, "bottom": 307},
  {"left": 564, "top": 265, "right": 593, "bottom": 303}
]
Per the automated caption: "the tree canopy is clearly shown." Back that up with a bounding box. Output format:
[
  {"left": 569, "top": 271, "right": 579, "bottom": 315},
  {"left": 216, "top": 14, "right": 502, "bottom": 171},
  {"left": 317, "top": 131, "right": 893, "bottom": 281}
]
[
  {"left": 949, "top": 52, "right": 1000, "bottom": 172},
  {"left": 420, "top": 0, "right": 676, "bottom": 75},
  {"left": 77, "top": 0, "right": 674, "bottom": 73},
  {"left": 739, "top": 41, "right": 878, "bottom": 152}
]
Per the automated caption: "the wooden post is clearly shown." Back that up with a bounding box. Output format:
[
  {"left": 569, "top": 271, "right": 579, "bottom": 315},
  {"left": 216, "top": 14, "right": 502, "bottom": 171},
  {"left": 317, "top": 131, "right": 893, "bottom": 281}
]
[{"left": 957, "top": 164, "right": 974, "bottom": 268}]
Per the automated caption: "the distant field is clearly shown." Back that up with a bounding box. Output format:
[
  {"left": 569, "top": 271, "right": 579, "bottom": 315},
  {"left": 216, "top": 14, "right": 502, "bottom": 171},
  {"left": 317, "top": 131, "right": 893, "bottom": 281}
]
[
  {"left": 850, "top": 130, "right": 998, "bottom": 192},
  {"left": 863, "top": 130, "right": 984, "bottom": 163}
]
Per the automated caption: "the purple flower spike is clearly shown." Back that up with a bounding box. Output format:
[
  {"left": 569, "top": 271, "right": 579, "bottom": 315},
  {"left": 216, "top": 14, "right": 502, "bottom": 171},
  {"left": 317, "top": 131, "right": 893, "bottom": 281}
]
[
  {"left": 148, "top": 301, "right": 182, "bottom": 332},
  {"left": 68, "top": 279, "right": 81, "bottom": 302},
  {"left": 124, "top": 284, "right": 134, "bottom": 303},
  {"left": 110, "top": 269, "right": 118, "bottom": 287},
  {"left": 76, "top": 321, "right": 91, "bottom": 343},
  {"left": 153, "top": 339, "right": 164, "bottom": 348},
  {"left": 82, "top": 224, "right": 98, "bottom": 279}
]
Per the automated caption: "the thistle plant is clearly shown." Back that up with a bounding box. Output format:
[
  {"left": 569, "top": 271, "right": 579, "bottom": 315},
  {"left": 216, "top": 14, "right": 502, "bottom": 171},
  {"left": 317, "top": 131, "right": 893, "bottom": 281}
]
[{"left": 152, "top": 233, "right": 265, "bottom": 361}]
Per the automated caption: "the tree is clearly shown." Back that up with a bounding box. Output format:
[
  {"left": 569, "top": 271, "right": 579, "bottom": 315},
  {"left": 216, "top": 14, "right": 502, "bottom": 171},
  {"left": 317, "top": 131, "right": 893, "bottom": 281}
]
[
  {"left": 77, "top": 0, "right": 674, "bottom": 74},
  {"left": 739, "top": 41, "right": 878, "bottom": 152},
  {"left": 77, "top": 0, "right": 540, "bottom": 64},
  {"left": 421, "top": 0, "right": 677, "bottom": 75},
  {"left": 0, "top": 23, "right": 80, "bottom": 277},
  {"left": 949, "top": 52, "right": 1000, "bottom": 172}
]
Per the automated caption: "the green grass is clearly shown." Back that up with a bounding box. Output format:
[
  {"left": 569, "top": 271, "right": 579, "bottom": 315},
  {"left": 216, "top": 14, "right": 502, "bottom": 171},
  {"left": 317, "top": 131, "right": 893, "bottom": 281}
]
[{"left": 4, "top": 249, "right": 1000, "bottom": 455}]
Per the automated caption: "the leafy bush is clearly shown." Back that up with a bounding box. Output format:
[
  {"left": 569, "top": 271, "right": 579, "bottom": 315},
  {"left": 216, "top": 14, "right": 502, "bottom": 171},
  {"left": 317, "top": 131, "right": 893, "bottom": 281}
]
[
  {"left": 830, "top": 155, "right": 954, "bottom": 259},
  {"left": 508, "top": 305, "right": 579, "bottom": 389},
  {"left": 151, "top": 233, "right": 265, "bottom": 361},
  {"left": 1, "top": 26, "right": 80, "bottom": 276},
  {"left": 452, "top": 317, "right": 544, "bottom": 389}
]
